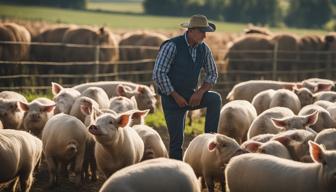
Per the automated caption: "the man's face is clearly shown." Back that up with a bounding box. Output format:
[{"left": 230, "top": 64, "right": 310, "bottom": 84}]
[{"left": 189, "top": 28, "right": 206, "bottom": 45}]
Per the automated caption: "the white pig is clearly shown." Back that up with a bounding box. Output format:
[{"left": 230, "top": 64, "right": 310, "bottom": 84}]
[
  {"left": 218, "top": 100, "right": 257, "bottom": 143},
  {"left": 0, "top": 91, "right": 27, "bottom": 130},
  {"left": 0, "top": 129, "right": 42, "bottom": 192},
  {"left": 19, "top": 97, "right": 55, "bottom": 138},
  {"left": 225, "top": 141, "right": 336, "bottom": 192},
  {"left": 99, "top": 158, "right": 201, "bottom": 192},
  {"left": 183, "top": 133, "right": 245, "bottom": 192},
  {"left": 88, "top": 112, "right": 144, "bottom": 178}
]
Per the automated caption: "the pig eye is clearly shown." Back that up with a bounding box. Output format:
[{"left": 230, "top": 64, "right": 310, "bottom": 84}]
[{"left": 109, "top": 121, "right": 113, "bottom": 124}]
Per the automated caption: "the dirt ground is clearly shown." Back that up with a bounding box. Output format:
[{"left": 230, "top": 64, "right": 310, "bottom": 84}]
[{"left": 26, "top": 127, "right": 221, "bottom": 192}]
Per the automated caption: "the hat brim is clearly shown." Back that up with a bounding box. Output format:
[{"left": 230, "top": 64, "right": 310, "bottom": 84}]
[{"left": 180, "top": 22, "right": 216, "bottom": 32}]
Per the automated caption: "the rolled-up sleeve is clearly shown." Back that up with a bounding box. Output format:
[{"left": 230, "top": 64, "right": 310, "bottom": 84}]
[
  {"left": 203, "top": 44, "right": 218, "bottom": 84},
  {"left": 152, "top": 41, "right": 176, "bottom": 95}
]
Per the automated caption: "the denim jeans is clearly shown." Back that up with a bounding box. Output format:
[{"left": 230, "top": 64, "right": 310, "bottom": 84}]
[{"left": 161, "top": 91, "right": 222, "bottom": 160}]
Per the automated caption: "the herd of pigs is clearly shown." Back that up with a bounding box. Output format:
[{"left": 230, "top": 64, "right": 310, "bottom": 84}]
[
  {"left": 1, "top": 77, "right": 336, "bottom": 192},
  {"left": 2, "top": 19, "right": 336, "bottom": 192}
]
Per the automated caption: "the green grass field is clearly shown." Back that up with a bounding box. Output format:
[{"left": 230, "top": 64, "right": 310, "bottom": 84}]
[
  {"left": 87, "top": 1, "right": 144, "bottom": 14},
  {"left": 0, "top": 3, "right": 328, "bottom": 34}
]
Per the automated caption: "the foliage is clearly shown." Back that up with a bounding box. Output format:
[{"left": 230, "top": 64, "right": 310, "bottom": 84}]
[
  {"left": 0, "top": 0, "right": 87, "bottom": 9},
  {"left": 285, "top": 0, "right": 333, "bottom": 28},
  {"left": 145, "top": 109, "right": 205, "bottom": 135}
]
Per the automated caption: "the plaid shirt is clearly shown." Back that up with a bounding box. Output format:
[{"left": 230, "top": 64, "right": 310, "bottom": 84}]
[{"left": 153, "top": 32, "right": 218, "bottom": 95}]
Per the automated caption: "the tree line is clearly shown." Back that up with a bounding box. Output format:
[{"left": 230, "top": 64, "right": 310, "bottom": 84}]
[
  {"left": 144, "top": 0, "right": 336, "bottom": 29},
  {"left": 2, "top": 0, "right": 335, "bottom": 29}
]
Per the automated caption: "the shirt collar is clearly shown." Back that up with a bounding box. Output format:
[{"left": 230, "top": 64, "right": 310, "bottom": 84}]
[{"left": 184, "top": 32, "right": 200, "bottom": 48}]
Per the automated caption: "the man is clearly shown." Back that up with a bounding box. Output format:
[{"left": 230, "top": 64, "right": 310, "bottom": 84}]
[{"left": 152, "top": 14, "right": 222, "bottom": 160}]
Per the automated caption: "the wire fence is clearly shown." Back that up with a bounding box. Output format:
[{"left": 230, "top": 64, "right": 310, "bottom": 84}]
[{"left": 0, "top": 41, "right": 335, "bottom": 98}]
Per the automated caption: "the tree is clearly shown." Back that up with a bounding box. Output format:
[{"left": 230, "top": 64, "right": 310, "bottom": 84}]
[
  {"left": 285, "top": 0, "right": 333, "bottom": 28},
  {"left": 224, "top": 0, "right": 281, "bottom": 26}
]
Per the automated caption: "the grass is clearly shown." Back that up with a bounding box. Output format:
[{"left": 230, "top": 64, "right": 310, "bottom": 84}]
[
  {"left": 0, "top": 3, "right": 328, "bottom": 34},
  {"left": 145, "top": 109, "right": 205, "bottom": 135},
  {"left": 87, "top": 2, "right": 144, "bottom": 14}
]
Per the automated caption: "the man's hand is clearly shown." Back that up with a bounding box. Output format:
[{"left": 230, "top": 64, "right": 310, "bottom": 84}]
[
  {"left": 170, "top": 91, "right": 188, "bottom": 108},
  {"left": 189, "top": 91, "right": 204, "bottom": 107},
  {"left": 189, "top": 82, "right": 213, "bottom": 107}
]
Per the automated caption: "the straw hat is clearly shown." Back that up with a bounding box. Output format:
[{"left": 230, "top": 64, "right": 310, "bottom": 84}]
[{"left": 180, "top": 14, "right": 216, "bottom": 32}]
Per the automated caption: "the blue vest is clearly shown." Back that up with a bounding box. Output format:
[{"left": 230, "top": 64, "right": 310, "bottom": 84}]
[{"left": 161, "top": 35, "right": 206, "bottom": 100}]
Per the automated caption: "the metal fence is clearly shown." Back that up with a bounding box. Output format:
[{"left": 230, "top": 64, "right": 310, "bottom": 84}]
[{"left": 0, "top": 41, "right": 335, "bottom": 98}]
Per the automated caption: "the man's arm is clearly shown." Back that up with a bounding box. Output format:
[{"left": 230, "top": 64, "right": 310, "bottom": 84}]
[
  {"left": 188, "top": 45, "right": 217, "bottom": 107},
  {"left": 152, "top": 42, "right": 188, "bottom": 108}
]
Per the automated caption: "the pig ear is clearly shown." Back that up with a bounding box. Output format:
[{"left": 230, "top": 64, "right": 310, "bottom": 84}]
[
  {"left": 272, "top": 135, "right": 291, "bottom": 146},
  {"left": 208, "top": 141, "right": 217, "bottom": 151},
  {"left": 149, "top": 84, "right": 155, "bottom": 93},
  {"left": 317, "top": 83, "right": 333, "bottom": 92},
  {"left": 42, "top": 104, "right": 56, "bottom": 113},
  {"left": 137, "top": 86, "right": 145, "bottom": 94},
  {"left": 131, "top": 109, "right": 149, "bottom": 120},
  {"left": 309, "top": 141, "right": 326, "bottom": 164},
  {"left": 116, "top": 85, "right": 126, "bottom": 96},
  {"left": 283, "top": 84, "right": 295, "bottom": 90},
  {"left": 52, "top": 82, "right": 63, "bottom": 95},
  {"left": 295, "top": 83, "right": 304, "bottom": 89},
  {"left": 18, "top": 101, "right": 29, "bottom": 112},
  {"left": 80, "top": 104, "right": 92, "bottom": 116},
  {"left": 271, "top": 118, "right": 287, "bottom": 130},
  {"left": 304, "top": 111, "right": 319, "bottom": 127},
  {"left": 118, "top": 113, "right": 130, "bottom": 128},
  {"left": 243, "top": 141, "right": 261, "bottom": 153}
]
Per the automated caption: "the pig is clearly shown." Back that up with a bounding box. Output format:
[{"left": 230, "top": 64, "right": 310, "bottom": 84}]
[
  {"left": 0, "top": 91, "right": 27, "bottom": 130},
  {"left": 132, "top": 124, "right": 168, "bottom": 160},
  {"left": 225, "top": 141, "right": 336, "bottom": 192},
  {"left": 271, "top": 129, "right": 316, "bottom": 162},
  {"left": 314, "top": 128, "right": 336, "bottom": 150},
  {"left": 88, "top": 112, "right": 144, "bottom": 178},
  {"left": 218, "top": 100, "right": 257, "bottom": 143},
  {"left": 226, "top": 80, "right": 297, "bottom": 101},
  {"left": 314, "top": 91, "right": 336, "bottom": 102},
  {"left": 69, "top": 96, "right": 100, "bottom": 124},
  {"left": 300, "top": 78, "right": 334, "bottom": 92},
  {"left": 0, "top": 129, "right": 42, "bottom": 192},
  {"left": 19, "top": 97, "right": 55, "bottom": 138},
  {"left": 247, "top": 107, "right": 294, "bottom": 139},
  {"left": 52, "top": 82, "right": 81, "bottom": 114},
  {"left": 81, "top": 87, "right": 109, "bottom": 109},
  {"left": 298, "top": 104, "right": 336, "bottom": 132},
  {"left": 183, "top": 133, "right": 245, "bottom": 192},
  {"left": 109, "top": 96, "right": 137, "bottom": 113},
  {"left": 269, "top": 89, "right": 301, "bottom": 114},
  {"left": 252, "top": 89, "right": 275, "bottom": 114},
  {"left": 293, "top": 87, "right": 315, "bottom": 107},
  {"left": 42, "top": 113, "right": 88, "bottom": 187},
  {"left": 242, "top": 140, "right": 291, "bottom": 159},
  {"left": 72, "top": 81, "right": 157, "bottom": 113},
  {"left": 128, "top": 109, "right": 149, "bottom": 127},
  {"left": 99, "top": 158, "right": 201, "bottom": 192},
  {"left": 313, "top": 100, "right": 335, "bottom": 109}
]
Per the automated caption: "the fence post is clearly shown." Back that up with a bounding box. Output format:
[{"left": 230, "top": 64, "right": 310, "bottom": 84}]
[
  {"left": 94, "top": 45, "right": 100, "bottom": 82},
  {"left": 326, "top": 50, "right": 332, "bottom": 79},
  {"left": 272, "top": 42, "right": 278, "bottom": 80}
]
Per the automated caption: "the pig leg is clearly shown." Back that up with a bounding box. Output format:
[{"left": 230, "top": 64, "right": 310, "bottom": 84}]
[
  {"left": 204, "top": 174, "right": 215, "bottom": 192},
  {"left": 46, "top": 157, "right": 57, "bottom": 188},
  {"left": 220, "top": 174, "right": 226, "bottom": 192},
  {"left": 73, "top": 151, "right": 84, "bottom": 186},
  {"left": 6, "top": 177, "right": 19, "bottom": 192},
  {"left": 19, "top": 172, "right": 33, "bottom": 192},
  {"left": 90, "top": 156, "right": 97, "bottom": 181}
]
